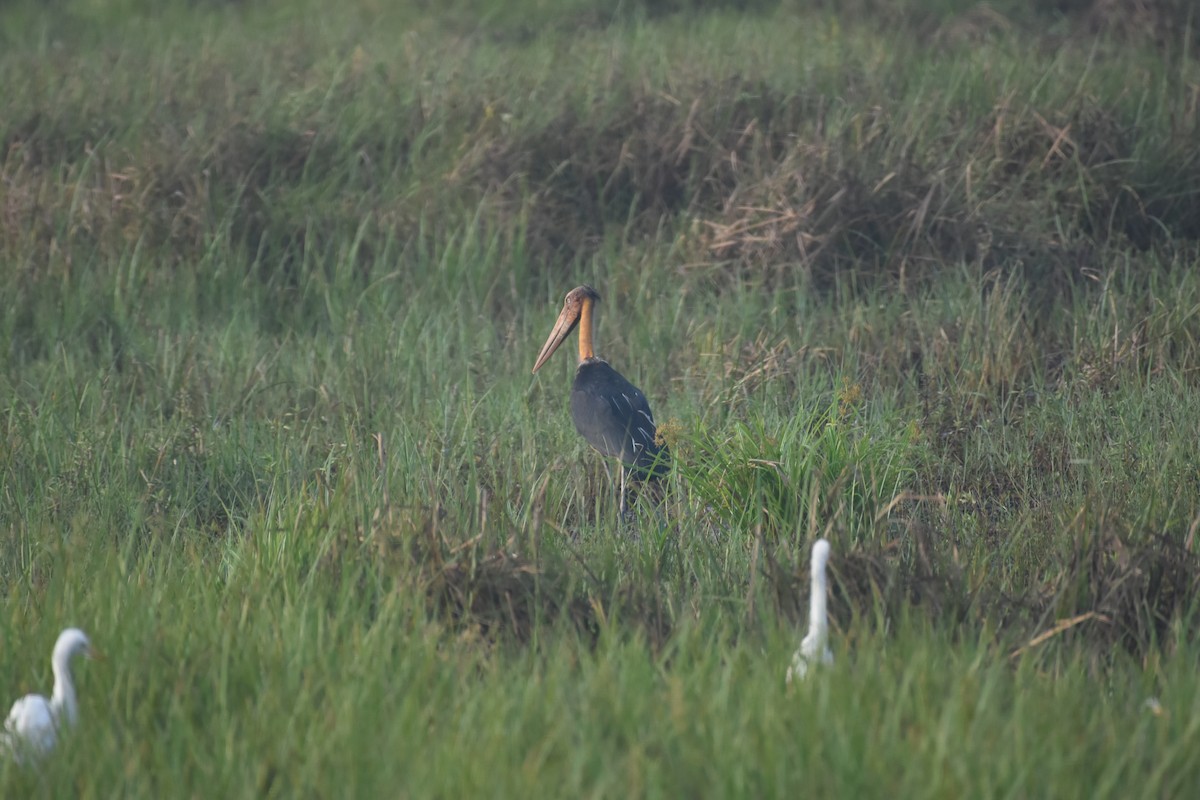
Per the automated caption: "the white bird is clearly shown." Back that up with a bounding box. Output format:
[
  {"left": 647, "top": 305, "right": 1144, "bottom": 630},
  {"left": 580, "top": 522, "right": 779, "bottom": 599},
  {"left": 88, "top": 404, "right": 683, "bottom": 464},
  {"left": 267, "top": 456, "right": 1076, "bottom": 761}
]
[
  {"left": 2, "top": 628, "right": 96, "bottom": 762},
  {"left": 786, "top": 538, "right": 833, "bottom": 685}
]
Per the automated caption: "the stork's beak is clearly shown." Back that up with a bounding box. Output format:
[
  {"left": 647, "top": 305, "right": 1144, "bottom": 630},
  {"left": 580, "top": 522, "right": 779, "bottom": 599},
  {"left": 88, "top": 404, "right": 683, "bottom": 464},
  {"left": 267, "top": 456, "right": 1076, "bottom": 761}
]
[
  {"left": 532, "top": 304, "right": 580, "bottom": 373},
  {"left": 86, "top": 645, "right": 106, "bottom": 662}
]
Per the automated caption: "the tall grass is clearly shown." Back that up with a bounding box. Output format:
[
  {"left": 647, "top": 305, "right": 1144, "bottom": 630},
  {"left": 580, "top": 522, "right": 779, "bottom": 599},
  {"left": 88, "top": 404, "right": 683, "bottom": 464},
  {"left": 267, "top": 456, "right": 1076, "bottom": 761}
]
[{"left": 3, "top": 0, "right": 1200, "bottom": 794}]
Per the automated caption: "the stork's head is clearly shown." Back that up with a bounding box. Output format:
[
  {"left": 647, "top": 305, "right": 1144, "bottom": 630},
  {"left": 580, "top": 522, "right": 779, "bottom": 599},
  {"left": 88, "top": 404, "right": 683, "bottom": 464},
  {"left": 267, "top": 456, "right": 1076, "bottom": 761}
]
[{"left": 532, "top": 285, "right": 602, "bottom": 373}]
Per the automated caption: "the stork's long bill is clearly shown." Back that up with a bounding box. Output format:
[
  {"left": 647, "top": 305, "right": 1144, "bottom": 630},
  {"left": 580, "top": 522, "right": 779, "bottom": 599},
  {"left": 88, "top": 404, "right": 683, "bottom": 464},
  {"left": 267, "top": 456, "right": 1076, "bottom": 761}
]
[{"left": 531, "top": 285, "right": 599, "bottom": 373}]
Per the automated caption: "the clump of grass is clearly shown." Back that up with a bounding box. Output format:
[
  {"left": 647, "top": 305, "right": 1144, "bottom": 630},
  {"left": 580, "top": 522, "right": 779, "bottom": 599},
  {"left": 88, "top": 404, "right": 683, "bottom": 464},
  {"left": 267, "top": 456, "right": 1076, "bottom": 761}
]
[{"left": 668, "top": 388, "right": 913, "bottom": 543}]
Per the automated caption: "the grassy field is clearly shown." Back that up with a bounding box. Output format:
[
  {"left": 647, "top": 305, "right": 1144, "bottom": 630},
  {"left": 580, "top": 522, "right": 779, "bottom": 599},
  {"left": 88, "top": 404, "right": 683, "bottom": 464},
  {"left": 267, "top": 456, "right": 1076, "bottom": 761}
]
[{"left": 3, "top": 0, "right": 1200, "bottom": 795}]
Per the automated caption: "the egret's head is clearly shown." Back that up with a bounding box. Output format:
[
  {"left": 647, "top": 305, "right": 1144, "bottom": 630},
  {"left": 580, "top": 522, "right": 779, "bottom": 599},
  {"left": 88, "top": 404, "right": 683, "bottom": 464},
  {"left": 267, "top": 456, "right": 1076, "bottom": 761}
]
[
  {"left": 811, "top": 538, "right": 831, "bottom": 573},
  {"left": 53, "top": 628, "right": 95, "bottom": 662}
]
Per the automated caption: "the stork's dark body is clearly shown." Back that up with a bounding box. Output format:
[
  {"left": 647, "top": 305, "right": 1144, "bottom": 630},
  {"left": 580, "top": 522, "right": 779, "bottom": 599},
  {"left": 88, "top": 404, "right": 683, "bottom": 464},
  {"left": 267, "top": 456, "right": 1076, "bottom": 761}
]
[{"left": 571, "top": 358, "right": 668, "bottom": 480}]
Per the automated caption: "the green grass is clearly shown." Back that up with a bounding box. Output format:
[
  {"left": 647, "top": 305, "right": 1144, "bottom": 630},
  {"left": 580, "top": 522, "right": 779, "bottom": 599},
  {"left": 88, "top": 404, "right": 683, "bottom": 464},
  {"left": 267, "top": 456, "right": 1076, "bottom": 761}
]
[{"left": 3, "top": 0, "right": 1200, "bottom": 795}]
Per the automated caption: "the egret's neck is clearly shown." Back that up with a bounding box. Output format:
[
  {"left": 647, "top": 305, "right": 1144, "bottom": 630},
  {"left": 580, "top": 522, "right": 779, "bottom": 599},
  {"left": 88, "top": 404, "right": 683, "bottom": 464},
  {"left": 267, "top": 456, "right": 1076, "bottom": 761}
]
[
  {"left": 577, "top": 298, "right": 595, "bottom": 362},
  {"left": 809, "top": 558, "right": 828, "bottom": 638},
  {"left": 50, "top": 654, "right": 79, "bottom": 727},
  {"left": 808, "top": 585, "right": 827, "bottom": 638}
]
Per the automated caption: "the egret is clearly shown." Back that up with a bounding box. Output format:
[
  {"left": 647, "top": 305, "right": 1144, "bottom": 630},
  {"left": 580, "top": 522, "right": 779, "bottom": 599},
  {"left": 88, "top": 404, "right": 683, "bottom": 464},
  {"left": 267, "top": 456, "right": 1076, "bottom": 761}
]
[
  {"left": 786, "top": 538, "right": 833, "bottom": 684},
  {"left": 2, "top": 628, "right": 96, "bottom": 762}
]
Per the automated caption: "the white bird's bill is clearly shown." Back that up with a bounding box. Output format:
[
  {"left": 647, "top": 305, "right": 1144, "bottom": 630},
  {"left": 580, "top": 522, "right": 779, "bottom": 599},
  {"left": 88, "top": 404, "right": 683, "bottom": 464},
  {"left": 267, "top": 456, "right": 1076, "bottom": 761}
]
[
  {"left": 787, "top": 538, "right": 833, "bottom": 686},
  {"left": 2, "top": 627, "right": 94, "bottom": 764}
]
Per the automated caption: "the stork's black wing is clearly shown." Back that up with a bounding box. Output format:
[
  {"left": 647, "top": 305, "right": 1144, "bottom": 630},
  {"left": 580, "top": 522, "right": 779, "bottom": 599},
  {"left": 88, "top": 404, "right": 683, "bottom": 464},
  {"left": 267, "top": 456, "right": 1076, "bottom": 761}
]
[{"left": 570, "top": 359, "right": 669, "bottom": 479}]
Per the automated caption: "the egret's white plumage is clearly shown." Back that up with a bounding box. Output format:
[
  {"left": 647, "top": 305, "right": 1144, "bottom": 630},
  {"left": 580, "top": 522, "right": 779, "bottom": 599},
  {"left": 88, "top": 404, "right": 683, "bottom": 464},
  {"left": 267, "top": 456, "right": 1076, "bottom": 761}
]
[
  {"left": 786, "top": 539, "right": 833, "bottom": 685},
  {"left": 2, "top": 628, "right": 95, "bottom": 762}
]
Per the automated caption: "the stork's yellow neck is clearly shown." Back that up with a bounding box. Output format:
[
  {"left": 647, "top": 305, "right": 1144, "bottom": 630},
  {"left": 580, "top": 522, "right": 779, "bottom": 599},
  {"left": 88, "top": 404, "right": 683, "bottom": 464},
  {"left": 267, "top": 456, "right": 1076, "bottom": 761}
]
[{"left": 578, "top": 297, "right": 595, "bottom": 362}]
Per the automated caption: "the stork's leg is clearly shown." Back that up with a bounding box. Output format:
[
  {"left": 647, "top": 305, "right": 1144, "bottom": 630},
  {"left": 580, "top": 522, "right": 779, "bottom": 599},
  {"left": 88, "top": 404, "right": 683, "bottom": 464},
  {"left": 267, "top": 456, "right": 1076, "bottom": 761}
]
[
  {"left": 598, "top": 459, "right": 614, "bottom": 512},
  {"left": 619, "top": 465, "right": 628, "bottom": 517}
]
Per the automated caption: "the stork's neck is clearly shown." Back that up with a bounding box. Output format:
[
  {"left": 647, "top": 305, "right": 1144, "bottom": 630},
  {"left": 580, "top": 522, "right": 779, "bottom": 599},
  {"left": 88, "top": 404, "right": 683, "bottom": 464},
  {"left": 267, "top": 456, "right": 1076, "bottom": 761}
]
[
  {"left": 578, "top": 296, "right": 596, "bottom": 362},
  {"left": 50, "top": 655, "right": 79, "bottom": 727}
]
